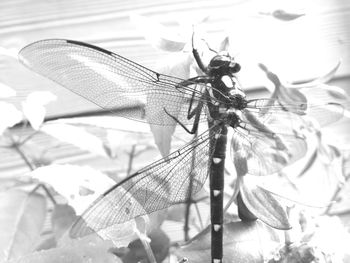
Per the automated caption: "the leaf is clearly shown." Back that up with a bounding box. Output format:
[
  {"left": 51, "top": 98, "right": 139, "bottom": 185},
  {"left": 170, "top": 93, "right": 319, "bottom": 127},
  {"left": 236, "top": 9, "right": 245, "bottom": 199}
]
[
  {"left": 0, "top": 82, "right": 16, "bottom": 98},
  {"left": 0, "top": 46, "right": 18, "bottom": 58},
  {"left": 35, "top": 236, "right": 57, "bottom": 251},
  {"left": 41, "top": 122, "right": 109, "bottom": 158},
  {"left": 51, "top": 204, "right": 77, "bottom": 241},
  {"left": 150, "top": 124, "right": 176, "bottom": 157},
  {"left": 174, "top": 221, "right": 280, "bottom": 263},
  {"left": 114, "top": 228, "right": 170, "bottom": 263},
  {"left": 130, "top": 14, "right": 187, "bottom": 52},
  {"left": 29, "top": 164, "right": 115, "bottom": 215},
  {"left": 284, "top": 61, "right": 341, "bottom": 89},
  {"left": 91, "top": 220, "right": 139, "bottom": 248},
  {"left": 271, "top": 9, "right": 305, "bottom": 21},
  {"left": 48, "top": 117, "right": 155, "bottom": 159},
  {"left": 52, "top": 116, "right": 149, "bottom": 132},
  {"left": 21, "top": 91, "right": 56, "bottom": 130},
  {"left": 0, "top": 189, "right": 47, "bottom": 262},
  {"left": 268, "top": 243, "right": 315, "bottom": 263},
  {"left": 300, "top": 83, "right": 349, "bottom": 106},
  {"left": 5, "top": 238, "right": 118, "bottom": 263},
  {"left": 149, "top": 52, "right": 194, "bottom": 156},
  {"left": 239, "top": 176, "right": 291, "bottom": 230},
  {"left": 0, "top": 102, "right": 23, "bottom": 135}
]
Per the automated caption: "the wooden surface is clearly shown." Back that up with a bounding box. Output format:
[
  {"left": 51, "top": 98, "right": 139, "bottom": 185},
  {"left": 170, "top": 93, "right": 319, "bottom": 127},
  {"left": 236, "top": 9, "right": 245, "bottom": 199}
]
[
  {"left": 1, "top": 0, "right": 350, "bottom": 117},
  {"left": 0, "top": 0, "right": 349, "bottom": 216}
]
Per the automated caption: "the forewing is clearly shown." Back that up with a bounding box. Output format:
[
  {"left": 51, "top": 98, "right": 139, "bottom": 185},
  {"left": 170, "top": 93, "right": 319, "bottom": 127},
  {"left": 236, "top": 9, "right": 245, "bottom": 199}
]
[
  {"left": 70, "top": 127, "right": 217, "bottom": 237},
  {"left": 19, "top": 39, "right": 209, "bottom": 127}
]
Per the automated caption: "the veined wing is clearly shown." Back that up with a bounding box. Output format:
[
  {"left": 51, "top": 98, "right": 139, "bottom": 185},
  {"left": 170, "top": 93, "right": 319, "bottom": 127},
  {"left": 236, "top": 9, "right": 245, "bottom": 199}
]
[
  {"left": 231, "top": 126, "right": 307, "bottom": 176},
  {"left": 232, "top": 107, "right": 308, "bottom": 176},
  {"left": 247, "top": 98, "right": 344, "bottom": 127},
  {"left": 70, "top": 125, "right": 220, "bottom": 237},
  {"left": 19, "top": 39, "right": 215, "bottom": 127}
]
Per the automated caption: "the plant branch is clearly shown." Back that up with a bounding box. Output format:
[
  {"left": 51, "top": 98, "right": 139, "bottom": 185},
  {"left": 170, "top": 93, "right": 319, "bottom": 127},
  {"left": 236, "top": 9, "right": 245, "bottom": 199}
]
[
  {"left": 9, "top": 133, "right": 57, "bottom": 205},
  {"left": 126, "top": 144, "right": 136, "bottom": 176},
  {"left": 324, "top": 155, "right": 350, "bottom": 215},
  {"left": 10, "top": 134, "right": 35, "bottom": 171},
  {"left": 184, "top": 131, "right": 198, "bottom": 241}
]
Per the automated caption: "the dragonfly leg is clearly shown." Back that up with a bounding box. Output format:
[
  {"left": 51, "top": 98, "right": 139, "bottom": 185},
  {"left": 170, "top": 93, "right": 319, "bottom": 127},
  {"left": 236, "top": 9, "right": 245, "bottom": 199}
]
[
  {"left": 192, "top": 32, "right": 208, "bottom": 74},
  {"left": 166, "top": 77, "right": 211, "bottom": 134},
  {"left": 164, "top": 101, "right": 203, "bottom": 134}
]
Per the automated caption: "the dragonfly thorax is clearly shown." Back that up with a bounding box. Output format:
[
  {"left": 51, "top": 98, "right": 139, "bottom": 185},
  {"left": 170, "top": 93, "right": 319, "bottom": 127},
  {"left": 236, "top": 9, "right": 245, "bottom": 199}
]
[
  {"left": 228, "top": 94, "right": 248, "bottom": 110},
  {"left": 225, "top": 111, "right": 241, "bottom": 129}
]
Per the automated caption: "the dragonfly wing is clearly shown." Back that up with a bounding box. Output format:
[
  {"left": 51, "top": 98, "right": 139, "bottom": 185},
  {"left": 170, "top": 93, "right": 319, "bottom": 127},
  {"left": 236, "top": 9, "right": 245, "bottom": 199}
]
[
  {"left": 19, "top": 39, "right": 209, "bottom": 127},
  {"left": 247, "top": 98, "right": 344, "bottom": 127},
  {"left": 231, "top": 107, "right": 308, "bottom": 176},
  {"left": 70, "top": 127, "right": 218, "bottom": 237}
]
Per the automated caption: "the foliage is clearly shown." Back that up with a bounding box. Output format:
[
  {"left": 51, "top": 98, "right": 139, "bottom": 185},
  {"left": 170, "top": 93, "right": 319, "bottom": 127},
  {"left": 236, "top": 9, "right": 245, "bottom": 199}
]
[{"left": 1, "top": 15, "right": 350, "bottom": 263}]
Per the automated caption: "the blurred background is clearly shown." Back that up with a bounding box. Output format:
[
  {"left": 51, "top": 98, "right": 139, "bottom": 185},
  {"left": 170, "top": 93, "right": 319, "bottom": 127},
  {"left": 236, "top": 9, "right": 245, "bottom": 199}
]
[
  {"left": 1, "top": 0, "right": 349, "bottom": 175},
  {"left": 0, "top": 1, "right": 350, "bottom": 261}
]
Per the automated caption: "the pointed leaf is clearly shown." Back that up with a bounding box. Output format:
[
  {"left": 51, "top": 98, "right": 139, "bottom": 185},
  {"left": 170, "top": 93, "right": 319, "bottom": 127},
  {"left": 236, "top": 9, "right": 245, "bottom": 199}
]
[
  {"left": 117, "top": 229, "right": 169, "bottom": 263},
  {"left": 271, "top": 9, "right": 305, "bottom": 21},
  {"left": 300, "top": 83, "right": 349, "bottom": 105},
  {"left": 130, "top": 14, "right": 186, "bottom": 52},
  {"left": 5, "top": 238, "right": 118, "bottom": 263},
  {"left": 240, "top": 176, "right": 291, "bottom": 230},
  {"left": 51, "top": 204, "right": 77, "bottom": 241},
  {"left": 21, "top": 92, "right": 56, "bottom": 130},
  {"left": 284, "top": 61, "right": 341, "bottom": 89},
  {"left": 323, "top": 84, "right": 350, "bottom": 101},
  {"left": 150, "top": 124, "right": 176, "bottom": 157},
  {"left": 175, "top": 221, "right": 280, "bottom": 262},
  {"left": 0, "top": 189, "right": 47, "bottom": 262},
  {"left": 279, "top": 86, "right": 307, "bottom": 106},
  {"left": 149, "top": 53, "right": 194, "bottom": 156},
  {"left": 41, "top": 122, "right": 109, "bottom": 157},
  {"left": 92, "top": 220, "right": 139, "bottom": 248},
  {"left": 0, "top": 102, "right": 23, "bottom": 134},
  {"left": 269, "top": 243, "right": 315, "bottom": 263},
  {"left": 0, "top": 46, "right": 18, "bottom": 58},
  {"left": 219, "top": 36, "right": 230, "bottom": 52},
  {"left": 29, "top": 164, "right": 115, "bottom": 215},
  {"left": 0, "top": 82, "right": 16, "bottom": 98}
]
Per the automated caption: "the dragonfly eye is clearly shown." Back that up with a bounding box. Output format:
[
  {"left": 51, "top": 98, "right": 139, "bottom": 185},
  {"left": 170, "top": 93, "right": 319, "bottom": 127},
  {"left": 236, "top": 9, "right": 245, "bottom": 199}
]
[
  {"left": 229, "top": 62, "right": 241, "bottom": 73},
  {"left": 208, "top": 55, "right": 230, "bottom": 69}
]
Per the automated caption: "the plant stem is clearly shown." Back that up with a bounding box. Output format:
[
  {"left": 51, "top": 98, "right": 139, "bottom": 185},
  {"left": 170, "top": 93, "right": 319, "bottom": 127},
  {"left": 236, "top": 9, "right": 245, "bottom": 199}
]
[
  {"left": 126, "top": 144, "right": 136, "bottom": 176},
  {"left": 9, "top": 133, "right": 56, "bottom": 205},
  {"left": 324, "top": 156, "right": 350, "bottom": 215},
  {"left": 184, "top": 131, "right": 198, "bottom": 241},
  {"left": 10, "top": 135, "right": 35, "bottom": 171}
]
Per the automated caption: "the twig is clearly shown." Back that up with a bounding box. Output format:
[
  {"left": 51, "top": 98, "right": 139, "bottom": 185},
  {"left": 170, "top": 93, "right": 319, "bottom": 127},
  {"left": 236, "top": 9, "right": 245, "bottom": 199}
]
[
  {"left": 9, "top": 133, "right": 56, "bottom": 205},
  {"left": 184, "top": 131, "right": 198, "bottom": 241},
  {"left": 324, "top": 155, "right": 350, "bottom": 215},
  {"left": 194, "top": 202, "right": 204, "bottom": 230},
  {"left": 20, "top": 130, "right": 40, "bottom": 145},
  {"left": 126, "top": 144, "right": 137, "bottom": 176},
  {"left": 134, "top": 226, "right": 157, "bottom": 263},
  {"left": 284, "top": 206, "right": 293, "bottom": 251},
  {"left": 10, "top": 134, "right": 35, "bottom": 171}
]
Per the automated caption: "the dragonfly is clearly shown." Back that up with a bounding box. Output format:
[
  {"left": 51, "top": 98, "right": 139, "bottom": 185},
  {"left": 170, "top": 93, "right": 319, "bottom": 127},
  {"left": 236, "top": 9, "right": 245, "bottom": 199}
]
[{"left": 18, "top": 39, "right": 343, "bottom": 262}]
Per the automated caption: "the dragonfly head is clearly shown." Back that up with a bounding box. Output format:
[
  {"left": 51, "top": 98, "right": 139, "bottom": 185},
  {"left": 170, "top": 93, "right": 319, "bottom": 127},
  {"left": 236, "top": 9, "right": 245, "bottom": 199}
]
[{"left": 208, "top": 52, "right": 241, "bottom": 76}]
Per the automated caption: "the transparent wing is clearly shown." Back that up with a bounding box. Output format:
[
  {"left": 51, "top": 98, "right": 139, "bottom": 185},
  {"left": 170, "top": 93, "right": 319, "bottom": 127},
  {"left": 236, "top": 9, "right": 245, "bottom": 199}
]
[
  {"left": 231, "top": 108, "right": 308, "bottom": 176},
  {"left": 19, "top": 39, "right": 212, "bottom": 127},
  {"left": 70, "top": 126, "right": 219, "bottom": 237},
  {"left": 247, "top": 98, "right": 344, "bottom": 127}
]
